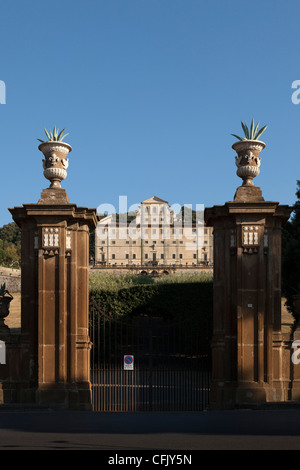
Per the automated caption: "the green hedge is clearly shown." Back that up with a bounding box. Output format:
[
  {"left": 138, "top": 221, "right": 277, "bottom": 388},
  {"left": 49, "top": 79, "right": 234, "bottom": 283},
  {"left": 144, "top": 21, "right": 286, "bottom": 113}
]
[{"left": 89, "top": 281, "right": 213, "bottom": 322}]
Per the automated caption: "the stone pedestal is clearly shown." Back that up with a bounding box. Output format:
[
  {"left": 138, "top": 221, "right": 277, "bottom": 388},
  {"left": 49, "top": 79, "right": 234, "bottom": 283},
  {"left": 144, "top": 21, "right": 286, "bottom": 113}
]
[
  {"left": 205, "top": 184, "right": 292, "bottom": 409},
  {"left": 8, "top": 187, "right": 98, "bottom": 409}
]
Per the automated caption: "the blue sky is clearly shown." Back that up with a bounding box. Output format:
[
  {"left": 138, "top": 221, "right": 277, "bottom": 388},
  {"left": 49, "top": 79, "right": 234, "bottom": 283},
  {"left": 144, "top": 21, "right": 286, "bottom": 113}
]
[{"left": 0, "top": 0, "right": 300, "bottom": 226}]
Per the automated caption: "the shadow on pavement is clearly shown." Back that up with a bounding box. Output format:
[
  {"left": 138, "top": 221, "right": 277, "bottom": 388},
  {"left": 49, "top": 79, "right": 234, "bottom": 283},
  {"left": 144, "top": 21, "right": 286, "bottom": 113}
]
[{"left": 0, "top": 409, "right": 299, "bottom": 437}]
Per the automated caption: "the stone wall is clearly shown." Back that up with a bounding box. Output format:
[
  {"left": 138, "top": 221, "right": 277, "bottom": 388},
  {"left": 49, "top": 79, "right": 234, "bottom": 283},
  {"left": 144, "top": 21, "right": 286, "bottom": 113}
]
[{"left": 0, "top": 267, "right": 21, "bottom": 292}]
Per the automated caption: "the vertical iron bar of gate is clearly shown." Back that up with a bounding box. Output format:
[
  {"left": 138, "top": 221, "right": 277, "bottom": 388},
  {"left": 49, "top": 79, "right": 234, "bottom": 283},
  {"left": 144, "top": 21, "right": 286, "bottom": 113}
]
[
  {"left": 167, "top": 322, "right": 170, "bottom": 411},
  {"left": 94, "top": 304, "right": 97, "bottom": 411},
  {"left": 132, "top": 319, "right": 135, "bottom": 411},
  {"left": 125, "top": 318, "right": 128, "bottom": 411},
  {"left": 99, "top": 308, "right": 102, "bottom": 411},
  {"left": 90, "top": 301, "right": 94, "bottom": 410},
  {"left": 137, "top": 320, "right": 140, "bottom": 411},
  {"left": 103, "top": 310, "right": 107, "bottom": 410},
  {"left": 109, "top": 314, "right": 112, "bottom": 411},
  {"left": 177, "top": 322, "right": 180, "bottom": 412},
  {"left": 203, "top": 317, "right": 205, "bottom": 409},
  {"left": 185, "top": 322, "right": 187, "bottom": 410},
  {"left": 120, "top": 316, "right": 123, "bottom": 412},
  {"left": 205, "top": 315, "right": 208, "bottom": 409},
  {"left": 115, "top": 313, "right": 118, "bottom": 411},
  {"left": 149, "top": 325, "right": 153, "bottom": 412}
]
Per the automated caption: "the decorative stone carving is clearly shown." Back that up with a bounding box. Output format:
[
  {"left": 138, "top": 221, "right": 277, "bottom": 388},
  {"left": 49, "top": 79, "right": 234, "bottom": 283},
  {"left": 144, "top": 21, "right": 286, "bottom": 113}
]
[
  {"left": 42, "top": 227, "right": 59, "bottom": 256},
  {"left": 242, "top": 225, "right": 259, "bottom": 254},
  {"left": 66, "top": 231, "right": 71, "bottom": 250},
  {"left": 242, "top": 225, "right": 259, "bottom": 245},
  {"left": 232, "top": 140, "right": 265, "bottom": 186},
  {"left": 43, "top": 228, "right": 59, "bottom": 248},
  {"left": 39, "top": 141, "right": 72, "bottom": 189},
  {"left": 66, "top": 230, "right": 72, "bottom": 257}
]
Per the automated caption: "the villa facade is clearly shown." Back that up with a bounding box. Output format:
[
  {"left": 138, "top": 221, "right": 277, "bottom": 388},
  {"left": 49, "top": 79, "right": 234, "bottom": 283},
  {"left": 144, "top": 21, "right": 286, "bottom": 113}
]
[{"left": 94, "top": 196, "right": 213, "bottom": 273}]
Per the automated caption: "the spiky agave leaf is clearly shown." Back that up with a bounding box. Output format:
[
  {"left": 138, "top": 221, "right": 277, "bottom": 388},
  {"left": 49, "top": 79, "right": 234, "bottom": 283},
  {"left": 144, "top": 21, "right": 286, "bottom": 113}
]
[
  {"left": 59, "top": 132, "right": 69, "bottom": 142},
  {"left": 44, "top": 128, "right": 51, "bottom": 140},
  {"left": 254, "top": 125, "right": 267, "bottom": 140},
  {"left": 250, "top": 118, "right": 255, "bottom": 139},
  {"left": 241, "top": 121, "right": 249, "bottom": 139},
  {"left": 232, "top": 119, "right": 267, "bottom": 141},
  {"left": 253, "top": 121, "right": 259, "bottom": 139},
  {"left": 53, "top": 125, "right": 57, "bottom": 140},
  {"left": 39, "top": 126, "right": 70, "bottom": 143},
  {"left": 0, "top": 283, "right": 6, "bottom": 296},
  {"left": 57, "top": 128, "right": 65, "bottom": 141},
  {"left": 231, "top": 134, "right": 243, "bottom": 141}
]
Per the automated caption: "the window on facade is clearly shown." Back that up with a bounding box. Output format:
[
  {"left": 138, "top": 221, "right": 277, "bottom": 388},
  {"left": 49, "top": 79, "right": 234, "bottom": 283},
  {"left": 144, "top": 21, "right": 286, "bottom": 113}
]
[
  {"left": 133, "top": 254, "right": 136, "bottom": 259},
  {"left": 204, "top": 254, "right": 208, "bottom": 261},
  {"left": 126, "top": 241, "right": 129, "bottom": 244},
  {"left": 112, "top": 241, "right": 116, "bottom": 244},
  {"left": 102, "top": 241, "right": 105, "bottom": 244},
  {"left": 126, "top": 254, "right": 129, "bottom": 259},
  {"left": 153, "top": 206, "right": 157, "bottom": 213},
  {"left": 112, "top": 254, "right": 115, "bottom": 260},
  {"left": 145, "top": 254, "right": 148, "bottom": 259},
  {"left": 152, "top": 229, "right": 156, "bottom": 234},
  {"left": 204, "top": 229, "right": 208, "bottom": 234},
  {"left": 172, "top": 254, "right": 176, "bottom": 259},
  {"left": 161, "top": 254, "right": 164, "bottom": 259},
  {"left": 179, "top": 254, "right": 183, "bottom": 259},
  {"left": 193, "top": 253, "right": 197, "bottom": 259}
]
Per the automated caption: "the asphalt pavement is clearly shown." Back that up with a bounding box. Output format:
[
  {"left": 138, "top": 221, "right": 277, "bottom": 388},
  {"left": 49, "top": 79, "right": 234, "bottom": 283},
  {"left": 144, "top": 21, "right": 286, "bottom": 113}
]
[{"left": 0, "top": 407, "right": 299, "bottom": 450}]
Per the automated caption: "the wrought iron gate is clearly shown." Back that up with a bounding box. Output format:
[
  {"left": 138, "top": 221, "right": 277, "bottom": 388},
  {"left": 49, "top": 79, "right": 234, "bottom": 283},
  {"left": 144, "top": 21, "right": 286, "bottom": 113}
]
[{"left": 89, "top": 298, "right": 211, "bottom": 411}]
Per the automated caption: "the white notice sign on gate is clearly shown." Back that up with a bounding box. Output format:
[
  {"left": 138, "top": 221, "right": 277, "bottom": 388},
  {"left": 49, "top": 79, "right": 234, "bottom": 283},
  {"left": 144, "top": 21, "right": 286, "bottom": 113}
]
[{"left": 124, "top": 355, "right": 134, "bottom": 370}]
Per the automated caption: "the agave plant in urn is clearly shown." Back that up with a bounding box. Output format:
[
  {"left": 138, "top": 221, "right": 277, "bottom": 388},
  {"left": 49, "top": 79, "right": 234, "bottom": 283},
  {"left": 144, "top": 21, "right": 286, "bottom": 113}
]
[
  {"left": 232, "top": 119, "right": 267, "bottom": 187},
  {"left": 38, "top": 126, "right": 71, "bottom": 189}
]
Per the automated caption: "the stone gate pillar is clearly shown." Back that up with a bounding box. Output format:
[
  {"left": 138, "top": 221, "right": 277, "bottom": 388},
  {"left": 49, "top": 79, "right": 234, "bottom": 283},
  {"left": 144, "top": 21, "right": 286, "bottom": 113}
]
[
  {"left": 8, "top": 140, "right": 98, "bottom": 409},
  {"left": 205, "top": 139, "right": 292, "bottom": 409}
]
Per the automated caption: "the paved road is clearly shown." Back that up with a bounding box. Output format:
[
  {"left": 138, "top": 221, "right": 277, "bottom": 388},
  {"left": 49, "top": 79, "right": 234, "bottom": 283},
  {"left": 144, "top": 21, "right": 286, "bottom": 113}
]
[{"left": 0, "top": 408, "right": 300, "bottom": 450}]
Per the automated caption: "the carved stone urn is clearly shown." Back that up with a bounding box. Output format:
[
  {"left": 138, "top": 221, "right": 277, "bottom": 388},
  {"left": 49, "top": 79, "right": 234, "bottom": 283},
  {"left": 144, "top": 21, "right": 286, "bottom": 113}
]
[
  {"left": 38, "top": 141, "right": 72, "bottom": 188},
  {"left": 232, "top": 140, "right": 265, "bottom": 186}
]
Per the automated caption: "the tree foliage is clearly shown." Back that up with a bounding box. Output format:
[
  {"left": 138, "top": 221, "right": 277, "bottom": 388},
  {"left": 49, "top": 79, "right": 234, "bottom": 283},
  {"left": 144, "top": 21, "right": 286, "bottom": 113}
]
[
  {"left": 0, "top": 222, "right": 21, "bottom": 267},
  {"left": 282, "top": 180, "right": 300, "bottom": 317}
]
